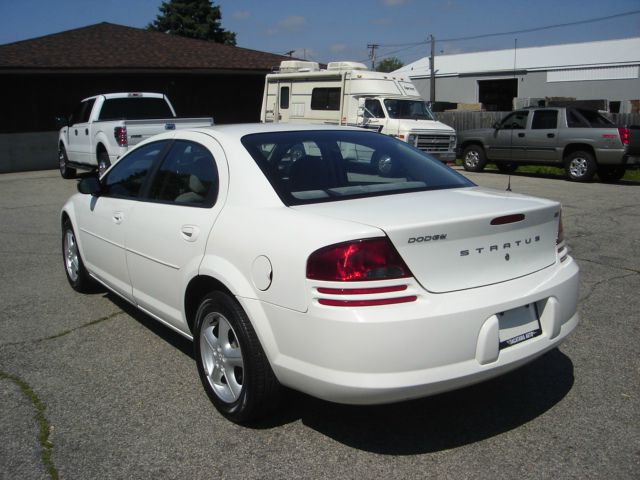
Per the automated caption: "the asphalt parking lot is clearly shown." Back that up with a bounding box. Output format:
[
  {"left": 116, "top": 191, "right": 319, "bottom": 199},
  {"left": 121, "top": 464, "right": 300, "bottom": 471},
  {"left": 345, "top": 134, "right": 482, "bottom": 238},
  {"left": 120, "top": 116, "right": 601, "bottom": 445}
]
[{"left": 1, "top": 167, "right": 638, "bottom": 479}]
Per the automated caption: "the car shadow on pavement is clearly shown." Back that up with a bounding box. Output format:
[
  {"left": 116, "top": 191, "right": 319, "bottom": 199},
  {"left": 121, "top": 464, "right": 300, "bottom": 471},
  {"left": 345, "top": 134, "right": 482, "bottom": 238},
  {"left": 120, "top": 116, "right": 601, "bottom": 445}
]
[
  {"left": 479, "top": 168, "right": 640, "bottom": 186},
  {"left": 105, "top": 292, "right": 574, "bottom": 454},
  {"left": 267, "top": 349, "right": 575, "bottom": 454}
]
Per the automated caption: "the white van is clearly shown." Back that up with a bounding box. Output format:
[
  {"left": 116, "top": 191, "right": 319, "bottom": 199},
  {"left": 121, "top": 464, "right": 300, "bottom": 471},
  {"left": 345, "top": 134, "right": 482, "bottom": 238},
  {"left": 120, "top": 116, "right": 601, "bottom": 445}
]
[{"left": 260, "top": 61, "right": 456, "bottom": 163}]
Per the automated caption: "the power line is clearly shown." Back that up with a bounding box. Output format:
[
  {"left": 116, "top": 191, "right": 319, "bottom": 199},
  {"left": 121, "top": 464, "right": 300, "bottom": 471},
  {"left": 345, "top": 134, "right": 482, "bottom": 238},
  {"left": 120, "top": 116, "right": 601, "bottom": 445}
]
[{"left": 374, "top": 9, "right": 640, "bottom": 48}]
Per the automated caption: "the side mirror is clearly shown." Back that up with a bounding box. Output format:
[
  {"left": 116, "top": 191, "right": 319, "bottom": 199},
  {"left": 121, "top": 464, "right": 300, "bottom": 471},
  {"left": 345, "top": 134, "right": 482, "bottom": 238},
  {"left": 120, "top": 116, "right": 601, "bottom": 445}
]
[
  {"left": 492, "top": 122, "right": 501, "bottom": 130},
  {"left": 77, "top": 176, "right": 102, "bottom": 196},
  {"left": 55, "top": 116, "right": 68, "bottom": 129}
]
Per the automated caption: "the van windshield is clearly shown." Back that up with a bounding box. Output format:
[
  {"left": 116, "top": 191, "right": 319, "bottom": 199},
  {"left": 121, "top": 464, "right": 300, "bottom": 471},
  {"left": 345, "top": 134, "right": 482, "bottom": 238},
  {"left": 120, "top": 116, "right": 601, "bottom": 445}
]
[
  {"left": 384, "top": 99, "right": 435, "bottom": 120},
  {"left": 241, "top": 130, "right": 473, "bottom": 206}
]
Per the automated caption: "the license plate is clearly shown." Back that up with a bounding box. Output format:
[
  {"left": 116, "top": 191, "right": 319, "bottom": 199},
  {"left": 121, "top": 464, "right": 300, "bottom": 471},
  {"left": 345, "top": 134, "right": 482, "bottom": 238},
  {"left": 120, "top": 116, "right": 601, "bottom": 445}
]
[{"left": 498, "top": 304, "right": 542, "bottom": 349}]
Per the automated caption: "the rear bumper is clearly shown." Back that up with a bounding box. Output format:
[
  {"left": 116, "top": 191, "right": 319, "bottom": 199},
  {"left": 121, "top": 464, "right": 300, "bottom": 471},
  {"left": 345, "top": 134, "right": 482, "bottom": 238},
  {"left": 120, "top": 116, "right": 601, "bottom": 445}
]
[{"left": 240, "top": 257, "right": 580, "bottom": 405}]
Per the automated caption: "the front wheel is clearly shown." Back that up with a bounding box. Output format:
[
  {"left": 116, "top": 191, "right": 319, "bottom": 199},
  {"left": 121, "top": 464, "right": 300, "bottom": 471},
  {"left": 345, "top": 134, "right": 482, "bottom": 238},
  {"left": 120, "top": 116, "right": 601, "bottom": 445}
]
[
  {"left": 194, "top": 292, "right": 280, "bottom": 424},
  {"left": 565, "top": 150, "right": 596, "bottom": 182},
  {"left": 462, "top": 145, "right": 487, "bottom": 172},
  {"left": 59, "top": 145, "right": 76, "bottom": 179},
  {"left": 62, "top": 219, "right": 94, "bottom": 292}
]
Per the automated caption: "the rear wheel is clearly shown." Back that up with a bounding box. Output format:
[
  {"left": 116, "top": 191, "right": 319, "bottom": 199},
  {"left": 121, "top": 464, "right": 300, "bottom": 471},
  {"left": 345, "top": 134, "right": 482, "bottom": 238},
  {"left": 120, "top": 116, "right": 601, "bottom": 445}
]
[
  {"left": 462, "top": 145, "right": 487, "bottom": 172},
  {"left": 59, "top": 145, "right": 76, "bottom": 179},
  {"left": 496, "top": 162, "right": 518, "bottom": 173},
  {"left": 565, "top": 150, "right": 596, "bottom": 182},
  {"left": 194, "top": 292, "right": 280, "bottom": 424},
  {"left": 597, "top": 165, "right": 626, "bottom": 183},
  {"left": 97, "top": 150, "right": 111, "bottom": 177}
]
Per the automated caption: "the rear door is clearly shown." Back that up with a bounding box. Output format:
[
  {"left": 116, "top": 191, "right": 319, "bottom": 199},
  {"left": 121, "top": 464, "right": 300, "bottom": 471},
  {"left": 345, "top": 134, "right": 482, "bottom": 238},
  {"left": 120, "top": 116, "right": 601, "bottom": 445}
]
[
  {"left": 124, "top": 133, "right": 228, "bottom": 330},
  {"left": 525, "top": 109, "right": 560, "bottom": 162}
]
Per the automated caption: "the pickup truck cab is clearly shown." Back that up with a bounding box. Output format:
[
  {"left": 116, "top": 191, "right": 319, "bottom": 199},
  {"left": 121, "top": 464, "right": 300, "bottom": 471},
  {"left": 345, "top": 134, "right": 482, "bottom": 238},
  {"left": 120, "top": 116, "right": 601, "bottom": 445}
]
[
  {"left": 458, "top": 107, "right": 639, "bottom": 182},
  {"left": 57, "top": 92, "right": 214, "bottom": 178}
]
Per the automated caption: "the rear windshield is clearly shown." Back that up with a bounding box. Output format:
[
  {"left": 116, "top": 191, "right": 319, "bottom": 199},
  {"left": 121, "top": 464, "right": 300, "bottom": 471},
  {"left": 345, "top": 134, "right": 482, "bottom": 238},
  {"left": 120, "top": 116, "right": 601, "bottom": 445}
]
[
  {"left": 241, "top": 130, "right": 474, "bottom": 206},
  {"left": 98, "top": 97, "right": 175, "bottom": 121}
]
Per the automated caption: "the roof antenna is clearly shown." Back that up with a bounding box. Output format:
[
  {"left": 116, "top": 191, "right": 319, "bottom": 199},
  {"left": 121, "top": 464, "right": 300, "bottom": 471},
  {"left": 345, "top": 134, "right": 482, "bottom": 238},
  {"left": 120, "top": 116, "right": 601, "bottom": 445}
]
[{"left": 506, "top": 175, "right": 512, "bottom": 192}]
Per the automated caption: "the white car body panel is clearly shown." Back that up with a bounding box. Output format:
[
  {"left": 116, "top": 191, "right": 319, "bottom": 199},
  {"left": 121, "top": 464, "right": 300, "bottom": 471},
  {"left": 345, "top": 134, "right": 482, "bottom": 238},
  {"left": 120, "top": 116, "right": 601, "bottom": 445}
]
[{"left": 62, "top": 123, "right": 579, "bottom": 407}]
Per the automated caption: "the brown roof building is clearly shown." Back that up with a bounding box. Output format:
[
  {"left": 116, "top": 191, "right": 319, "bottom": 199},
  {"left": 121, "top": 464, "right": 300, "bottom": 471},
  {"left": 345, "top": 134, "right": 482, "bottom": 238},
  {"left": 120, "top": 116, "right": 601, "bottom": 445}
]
[{"left": 0, "top": 22, "right": 291, "bottom": 133}]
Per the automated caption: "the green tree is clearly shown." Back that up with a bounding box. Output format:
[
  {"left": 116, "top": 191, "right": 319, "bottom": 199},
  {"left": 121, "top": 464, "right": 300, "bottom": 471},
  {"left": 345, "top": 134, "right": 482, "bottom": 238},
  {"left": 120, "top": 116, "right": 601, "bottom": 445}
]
[
  {"left": 376, "top": 57, "right": 404, "bottom": 73},
  {"left": 147, "top": 0, "right": 236, "bottom": 45}
]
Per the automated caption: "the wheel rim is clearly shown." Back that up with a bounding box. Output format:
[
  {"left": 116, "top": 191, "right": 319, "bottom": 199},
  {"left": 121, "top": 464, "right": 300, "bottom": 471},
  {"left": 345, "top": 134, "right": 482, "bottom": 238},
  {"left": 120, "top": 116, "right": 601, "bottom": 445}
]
[
  {"left": 200, "top": 312, "right": 244, "bottom": 403},
  {"left": 64, "top": 230, "right": 79, "bottom": 282},
  {"left": 59, "top": 149, "right": 66, "bottom": 173},
  {"left": 464, "top": 150, "right": 479, "bottom": 168},
  {"left": 98, "top": 158, "right": 109, "bottom": 177},
  {"left": 569, "top": 157, "right": 588, "bottom": 178}
]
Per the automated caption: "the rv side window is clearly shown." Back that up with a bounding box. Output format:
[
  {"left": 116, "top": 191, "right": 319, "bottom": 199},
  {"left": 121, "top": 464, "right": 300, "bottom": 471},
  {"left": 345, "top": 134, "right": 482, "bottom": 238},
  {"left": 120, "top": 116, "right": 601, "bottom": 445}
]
[
  {"left": 280, "top": 87, "right": 290, "bottom": 110},
  {"left": 311, "top": 88, "right": 341, "bottom": 111}
]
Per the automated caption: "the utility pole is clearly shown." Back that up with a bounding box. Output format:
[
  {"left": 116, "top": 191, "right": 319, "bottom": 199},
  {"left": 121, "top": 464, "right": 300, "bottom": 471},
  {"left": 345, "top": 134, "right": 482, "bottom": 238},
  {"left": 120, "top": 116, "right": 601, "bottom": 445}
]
[
  {"left": 429, "top": 34, "right": 436, "bottom": 103},
  {"left": 367, "top": 43, "right": 379, "bottom": 70}
]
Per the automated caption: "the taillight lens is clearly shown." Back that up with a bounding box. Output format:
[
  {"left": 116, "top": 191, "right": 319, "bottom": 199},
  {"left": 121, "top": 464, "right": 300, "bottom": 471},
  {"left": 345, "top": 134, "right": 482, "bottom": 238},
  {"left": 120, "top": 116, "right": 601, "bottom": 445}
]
[
  {"left": 307, "top": 238, "right": 412, "bottom": 282},
  {"left": 114, "top": 126, "right": 128, "bottom": 147},
  {"left": 618, "top": 127, "right": 629, "bottom": 145},
  {"left": 556, "top": 212, "right": 564, "bottom": 246}
]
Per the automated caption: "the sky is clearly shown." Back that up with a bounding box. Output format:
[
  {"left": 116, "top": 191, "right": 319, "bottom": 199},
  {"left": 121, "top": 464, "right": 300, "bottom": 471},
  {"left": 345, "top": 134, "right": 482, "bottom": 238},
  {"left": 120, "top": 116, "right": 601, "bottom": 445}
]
[{"left": 1, "top": 0, "right": 639, "bottom": 66}]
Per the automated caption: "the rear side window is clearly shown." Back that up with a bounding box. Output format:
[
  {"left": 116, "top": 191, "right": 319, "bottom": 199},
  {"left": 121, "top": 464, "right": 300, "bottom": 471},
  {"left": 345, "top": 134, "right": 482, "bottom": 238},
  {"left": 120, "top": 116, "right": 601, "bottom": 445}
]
[
  {"left": 241, "top": 130, "right": 473, "bottom": 205},
  {"left": 98, "top": 97, "right": 174, "bottom": 121},
  {"left": 531, "top": 110, "right": 558, "bottom": 129},
  {"left": 575, "top": 109, "right": 614, "bottom": 127},
  {"left": 567, "top": 109, "right": 589, "bottom": 128},
  {"left": 311, "top": 88, "right": 341, "bottom": 111},
  {"left": 103, "top": 141, "right": 168, "bottom": 198},
  {"left": 147, "top": 141, "right": 218, "bottom": 207}
]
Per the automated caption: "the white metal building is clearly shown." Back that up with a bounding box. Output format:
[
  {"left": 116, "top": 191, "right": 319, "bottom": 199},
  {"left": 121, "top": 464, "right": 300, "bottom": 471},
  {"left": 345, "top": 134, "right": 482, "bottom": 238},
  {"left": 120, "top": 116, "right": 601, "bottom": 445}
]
[{"left": 395, "top": 37, "right": 640, "bottom": 111}]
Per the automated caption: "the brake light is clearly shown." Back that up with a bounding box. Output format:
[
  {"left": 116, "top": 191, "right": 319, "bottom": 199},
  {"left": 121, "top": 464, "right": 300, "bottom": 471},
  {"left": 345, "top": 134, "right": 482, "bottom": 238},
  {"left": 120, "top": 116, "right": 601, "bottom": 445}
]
[
  {"left": 307, "top": 238, "right": 412, "bottom": 282},
  {"left": 114, "top": 126, "right": 128, "bottom": 147},
  {"left": 618, "top": 127, "right": 629, "bottom": 145}
]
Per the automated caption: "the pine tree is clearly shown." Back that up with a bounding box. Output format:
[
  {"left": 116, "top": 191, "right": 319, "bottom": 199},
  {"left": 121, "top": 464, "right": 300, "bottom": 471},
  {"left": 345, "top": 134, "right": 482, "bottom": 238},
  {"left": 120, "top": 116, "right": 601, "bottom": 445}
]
[{"left": 147, "top": 0, "right": 236, "bottom": 46}]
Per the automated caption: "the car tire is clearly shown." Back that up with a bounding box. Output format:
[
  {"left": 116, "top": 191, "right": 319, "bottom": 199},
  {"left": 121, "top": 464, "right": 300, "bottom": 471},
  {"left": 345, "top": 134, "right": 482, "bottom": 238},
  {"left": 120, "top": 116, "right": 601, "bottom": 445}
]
[
  {"left": 194, "top": 291, "right": 280, "bottom": 424},
  {"left": 496, "top": 162, "right": 518, "bottom": 173},
  {"left": 97, "top": 150, "right": 111, "bottom": 177},
  {"left": 597, "top": 165, "right": 626, "bottom": 183},
  {"left": 62, "top": 219, "right": 95, "bottom": 292},
  {"left": 565, "top": 150, "right": 596, "bottom": 182},
  {"left": 59, "top": 145, "right": 76, "bottom": 179},
  {"left": 462, "top": 145, "right": 487, "bottom": 172}
]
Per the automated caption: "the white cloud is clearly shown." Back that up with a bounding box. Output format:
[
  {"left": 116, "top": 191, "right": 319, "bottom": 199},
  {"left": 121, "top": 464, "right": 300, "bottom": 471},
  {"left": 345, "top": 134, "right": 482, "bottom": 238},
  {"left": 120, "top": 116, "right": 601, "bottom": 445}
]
[
  {"left": 232, "top": 10, "right": 251, "bottom": 20},
  {"left": 267, "top": 15, "right": 307, "bottom": 35}
]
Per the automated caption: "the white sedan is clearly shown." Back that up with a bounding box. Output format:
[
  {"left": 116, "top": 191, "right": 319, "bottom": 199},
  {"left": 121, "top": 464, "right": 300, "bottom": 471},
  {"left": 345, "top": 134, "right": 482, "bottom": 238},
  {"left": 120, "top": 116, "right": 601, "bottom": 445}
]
[{"left": 61, "top": 124, "right": 579, "bottom": 423}]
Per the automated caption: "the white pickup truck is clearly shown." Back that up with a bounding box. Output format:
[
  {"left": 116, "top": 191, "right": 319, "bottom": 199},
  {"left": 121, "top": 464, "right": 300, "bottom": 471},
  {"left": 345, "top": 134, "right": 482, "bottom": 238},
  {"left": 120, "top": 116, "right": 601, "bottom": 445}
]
[{"left": 56, "top": 92, "right": 214, "bottom": 178}]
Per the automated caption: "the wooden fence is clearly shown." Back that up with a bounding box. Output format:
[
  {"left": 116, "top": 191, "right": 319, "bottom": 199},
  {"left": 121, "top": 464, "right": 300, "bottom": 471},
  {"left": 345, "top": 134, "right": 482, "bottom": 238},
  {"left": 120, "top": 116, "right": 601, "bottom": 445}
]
[{"left": 435, "top": 111, "right": 640, "bottom": 132}]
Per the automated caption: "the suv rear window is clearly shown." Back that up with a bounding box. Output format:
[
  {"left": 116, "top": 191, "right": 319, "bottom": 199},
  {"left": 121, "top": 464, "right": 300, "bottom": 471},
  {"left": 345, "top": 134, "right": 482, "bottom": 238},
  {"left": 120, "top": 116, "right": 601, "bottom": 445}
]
[
  {"left": 241, "top": 130, "right": 473, "bottom": 205},
  {"left": 98, "top": 97, "right": 174, "bottom": 121}
]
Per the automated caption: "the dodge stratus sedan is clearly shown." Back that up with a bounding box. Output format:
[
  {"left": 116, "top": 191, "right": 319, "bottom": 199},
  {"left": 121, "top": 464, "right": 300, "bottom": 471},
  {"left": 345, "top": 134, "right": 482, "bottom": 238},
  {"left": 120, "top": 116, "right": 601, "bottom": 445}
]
[{"left": 61, "top": 124, "right": 579, "bottom": 423}]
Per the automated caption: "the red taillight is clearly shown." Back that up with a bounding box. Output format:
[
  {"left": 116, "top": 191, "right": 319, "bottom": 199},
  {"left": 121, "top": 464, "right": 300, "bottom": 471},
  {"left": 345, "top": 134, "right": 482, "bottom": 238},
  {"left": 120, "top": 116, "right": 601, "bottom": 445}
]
[
  {"left": 618, "top": 127, "right": 629, "bottom": 145},
  {"left": 306, "top": 238, "right": 412, "bottom": 282},
  {"left": 114, "top": 126, "right": 128, "bottom": 147}
]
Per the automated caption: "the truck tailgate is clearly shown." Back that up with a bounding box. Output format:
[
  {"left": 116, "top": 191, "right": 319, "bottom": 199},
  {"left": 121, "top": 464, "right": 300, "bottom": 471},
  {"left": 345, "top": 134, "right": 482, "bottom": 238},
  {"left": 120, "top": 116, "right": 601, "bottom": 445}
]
[{"left": 123, "top": 117, "right": 214, "bottom": 146}]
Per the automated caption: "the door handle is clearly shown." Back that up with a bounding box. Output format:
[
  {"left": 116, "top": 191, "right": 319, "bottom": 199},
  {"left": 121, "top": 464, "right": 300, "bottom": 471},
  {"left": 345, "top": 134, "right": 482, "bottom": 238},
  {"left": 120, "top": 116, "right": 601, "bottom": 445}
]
[
  {"left": 547, "top": 133, "right": 555, "bottom": 138},
  {"left": 74, "top": 129, "right": 78, "bottom": 136},
  {"left": 112, "top": 212, "right": 123, "bottom": 224},
  {"left": 517, "top": 133, "right": 525, "bottom": 138},
  {"left": 181, "top": 225, "right": 200, "bottom": 242},
  {"left": 85, "top": 128, "right": 89, "bottom": 135}
]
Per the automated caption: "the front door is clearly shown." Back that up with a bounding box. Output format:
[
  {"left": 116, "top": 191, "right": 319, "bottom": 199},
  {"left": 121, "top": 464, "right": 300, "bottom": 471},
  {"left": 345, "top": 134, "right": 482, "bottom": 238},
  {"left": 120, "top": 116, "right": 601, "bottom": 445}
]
[
  {"left": 67, "top": 98, "right": 95, "bottom": 164},
  {"left": 487, "top": 110, "right": 529, "bottom": 161}
]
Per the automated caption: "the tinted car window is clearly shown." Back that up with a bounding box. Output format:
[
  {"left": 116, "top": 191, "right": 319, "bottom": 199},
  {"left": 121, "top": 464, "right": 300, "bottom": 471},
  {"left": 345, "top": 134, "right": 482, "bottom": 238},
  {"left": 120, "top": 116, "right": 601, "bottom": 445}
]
[
  {"left": 499, "top": 111, "right": 529, "bottom": 129},
  {"left": 531, "top": 110, "right": 558, "bottom": 129},
  {"left": 98, "top": 97, "right": 174, "bottom": 121},
  {"left": 103, "top": 141, "right": 167, "bottom": 198},
  {"left": 567, "top": 109, "right": 590, "bottom": 128},
  {"left": 575, "top": 108, "right": 614, "bottom": 127},
  {"left": 242, "top": 130, "right": 474, "bottom": 205},
  {"left": 147, "top": 141, "right": 218, "bottom": 206}
]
